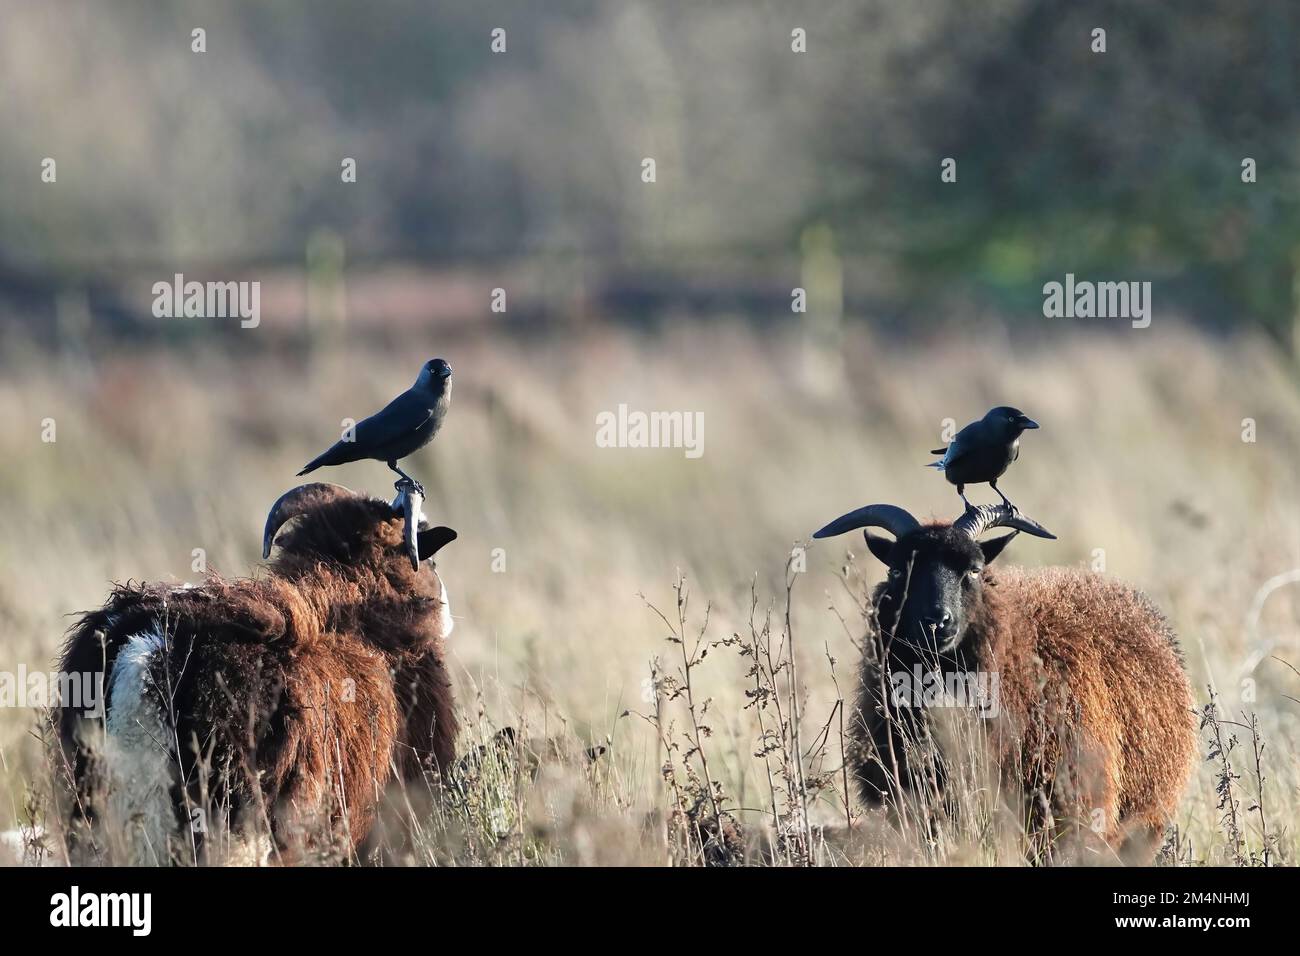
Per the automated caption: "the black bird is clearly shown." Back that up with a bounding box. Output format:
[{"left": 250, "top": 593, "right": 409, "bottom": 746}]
[
  {"left": 928, "top": 406, "right": 1039, "bottom": 512},
  {"left": 298, "top": 358, "right": 452, "bottom": 492}
]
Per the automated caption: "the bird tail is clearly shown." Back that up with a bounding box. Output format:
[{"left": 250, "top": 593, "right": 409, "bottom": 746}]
[
  {"left": 296, "top": 439, "right": 357, "bottom": 477},
  {"left": 296, "top": 453, "right": 327, "bottom": 477},
  {"left": 926, "top": 460, "right": 945, "bottom": 469}
]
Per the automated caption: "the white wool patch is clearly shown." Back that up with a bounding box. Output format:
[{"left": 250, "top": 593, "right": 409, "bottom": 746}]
[
  {"left": 223, "top": 831, "right": 273, "bottom": 867},
  {"left": 0, "top": 826, "right": 46, "bottom": 866},
  {"left": 438, "top": 577, "right": 454, "bottom": 636},
  {"left": 103, "top": 626, "right": 177, "bottom": 864}
]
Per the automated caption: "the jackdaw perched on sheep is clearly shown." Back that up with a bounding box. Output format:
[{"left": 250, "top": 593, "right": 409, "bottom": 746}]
[
  {"left": 928, "top": 406, "right": 1039, "bottom": 512},
  {"left": 299, "top": 358, "right": 452, "bottom": 493},
  {"left": 56, "top": 482, "right": 460, "bottom": 865},
  {"left": 811, "top": 501, "right": 1193, "bottom": 863}
]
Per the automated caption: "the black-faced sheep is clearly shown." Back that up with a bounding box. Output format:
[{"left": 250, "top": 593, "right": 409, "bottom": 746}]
[
  {"left": 54, "top": 481, "right": 458, "bottom": 865},
  {"left": 813, "top": 502, "right": 1195, "bottom": 862}
]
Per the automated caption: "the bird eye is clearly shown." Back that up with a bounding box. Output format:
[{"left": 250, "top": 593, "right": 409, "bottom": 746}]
[{"left": 889, "top": 568, "right": 903, "bottom": 579}]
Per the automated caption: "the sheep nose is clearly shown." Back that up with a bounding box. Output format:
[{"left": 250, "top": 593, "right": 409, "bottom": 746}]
[{"left": 922, "top": 610, "right": 953, "bottom": 630}]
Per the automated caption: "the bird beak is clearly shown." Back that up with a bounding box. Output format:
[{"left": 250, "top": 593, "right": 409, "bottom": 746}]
[
  {"left": 438, "top": 365, "right": 452, "bottom": 379},
  {"left": 1019, "top": 417, "right": 1039, "bottom": 429}
]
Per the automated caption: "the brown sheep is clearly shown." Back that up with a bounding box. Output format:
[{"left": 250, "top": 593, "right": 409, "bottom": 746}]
[
  {"left": 813, "top": 502, "right": 1195, "bottom": 863},
  {"left": 54, "top": 481, "right": 458, "bottom": 865}
]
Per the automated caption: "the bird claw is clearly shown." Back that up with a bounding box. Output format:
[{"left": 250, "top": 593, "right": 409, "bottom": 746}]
[
  {"left": 394, "top": 475, "right": 426, "bottom": 498},
  {"left": 992, "top": 489, "right": 1017, "bottom": 513}
]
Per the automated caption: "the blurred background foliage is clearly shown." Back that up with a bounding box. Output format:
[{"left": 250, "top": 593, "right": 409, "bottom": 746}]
[{"left": 2, "top": 0, "right": 1299, "bottom": 347}]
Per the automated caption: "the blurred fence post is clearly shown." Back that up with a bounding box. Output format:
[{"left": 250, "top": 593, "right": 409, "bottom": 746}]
[
  {"left": 54, "top": 288, "right": 91, "bottom": 356},
  {"left": 799, "top": 223, "right": 845, "bottom": 395},
  {"left": 1291, "top": 246, "right": 1300, "bottom": 363},
  {"left": 306, "top": 229, "right": 347, "bottom": 342}
]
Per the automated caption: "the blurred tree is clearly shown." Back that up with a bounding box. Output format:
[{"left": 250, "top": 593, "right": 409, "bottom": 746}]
[{"left": 1, "top": 0, "right": 1298, "bottom": 346}]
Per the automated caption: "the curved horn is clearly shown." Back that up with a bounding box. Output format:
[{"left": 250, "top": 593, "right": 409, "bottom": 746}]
[
  {"left": 262, "top": 483, "right": 357, "bottom": 559},
  {"left": 390, "top": 479, "right": 425, "bottom": 572},
  {"left": 812, "top": 504, "right": 921, "bottom": 540},
  {"left": 952, "top": 504, "right": 1057, "bottom": 540}
]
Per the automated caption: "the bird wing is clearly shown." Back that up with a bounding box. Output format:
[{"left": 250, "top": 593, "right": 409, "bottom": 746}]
[
  {"left": 926, "top": 444, "right": 950, "bottom": 469},
  {"left": 351, "top": 390, "right": 436, "bottom": 453},
  {"left": 935, "top": 423, "right": 978, "bottom": 469}
]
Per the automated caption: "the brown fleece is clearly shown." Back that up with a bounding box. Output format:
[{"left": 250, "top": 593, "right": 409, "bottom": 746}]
[
  {"left": 55, "top": 493, "right": 456, "bottom": 863},
  {"left": 854, "top": 557, "right": 1194, "bottom": 861},
  {"left": 975, "top": 567, "right": 1195, "bottom": 848}
]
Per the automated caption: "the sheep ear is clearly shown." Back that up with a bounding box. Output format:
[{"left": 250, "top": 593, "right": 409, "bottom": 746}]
[
  {"left": 417, "top": 526, "right": 457, "bottom": 561},
  {"left": 864, "top": 531, "right": 894, "bottom": 566},
  {"left": 979, "top": 531, "right": 1018, "bottom": 565}
]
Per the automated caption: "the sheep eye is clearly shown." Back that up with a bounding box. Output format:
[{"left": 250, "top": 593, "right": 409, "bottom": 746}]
[{"left": 968, "top": 568, "right": 983, "bottom": 580}]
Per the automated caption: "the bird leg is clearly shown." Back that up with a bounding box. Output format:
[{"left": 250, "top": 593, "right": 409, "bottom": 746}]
[
  {"left": 388, "top": 460, "right": 425, "bottom": 496},
  {"left": 989, "top": 480, "right": 1017, "bottom": 513},
  {"left": 957, "top": 484, "right": 975, "bottom": 513}
]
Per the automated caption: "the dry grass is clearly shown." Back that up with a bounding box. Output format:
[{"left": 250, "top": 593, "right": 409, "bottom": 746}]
[{"left": 1, "top": 317, "right": 1298, "bottom": 865}]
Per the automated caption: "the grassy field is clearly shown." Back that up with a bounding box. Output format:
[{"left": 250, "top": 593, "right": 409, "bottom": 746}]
[{"left": 1, "top": 318, "right": 1298, "bottom": 865}]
